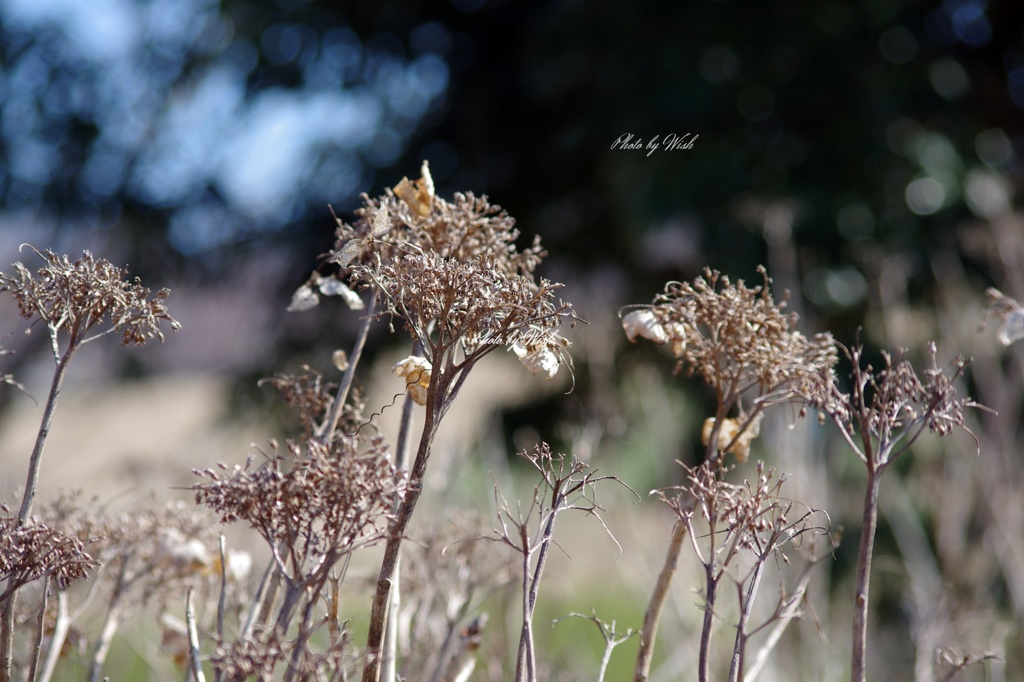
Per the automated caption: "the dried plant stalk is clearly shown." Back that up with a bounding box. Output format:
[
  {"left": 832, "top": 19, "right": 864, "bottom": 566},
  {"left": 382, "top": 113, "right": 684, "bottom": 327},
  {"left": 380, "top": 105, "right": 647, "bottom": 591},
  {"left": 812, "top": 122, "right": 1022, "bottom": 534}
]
[{"left": 799, "top": 341, "right": 984, "bottom": 682}]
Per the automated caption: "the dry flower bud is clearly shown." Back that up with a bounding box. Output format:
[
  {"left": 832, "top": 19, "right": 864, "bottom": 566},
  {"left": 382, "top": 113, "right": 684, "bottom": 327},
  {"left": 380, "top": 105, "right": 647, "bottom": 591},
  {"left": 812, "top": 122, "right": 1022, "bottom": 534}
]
[{"left": 393, "top": 355, "right": 432, "bottom": 405}]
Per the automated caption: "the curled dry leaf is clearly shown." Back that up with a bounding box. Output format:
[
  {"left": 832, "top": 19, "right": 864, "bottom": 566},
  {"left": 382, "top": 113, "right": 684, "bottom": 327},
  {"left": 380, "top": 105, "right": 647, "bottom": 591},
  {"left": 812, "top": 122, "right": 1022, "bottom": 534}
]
[{"left": 393, "top": 356, "right": 432, "bottom": 406}]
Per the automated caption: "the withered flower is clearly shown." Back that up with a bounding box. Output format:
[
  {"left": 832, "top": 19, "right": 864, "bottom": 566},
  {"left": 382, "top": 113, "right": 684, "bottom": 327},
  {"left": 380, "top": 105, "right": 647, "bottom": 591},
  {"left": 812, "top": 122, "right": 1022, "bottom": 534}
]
[
  {"left": 367, "top": 251, "right": 574, "bottom": 408},
  {"left": 623, "top": 267, "right": 837, "bottom": 461},
  {"left": 809, "top": 342, "right": 979, "bottom": 468},
  {"left": 0, "top": 246, "right": 180, "bottom": 347},
  {"left": 331, "top": 161, "right": 545, "bottom": 279},
  {"left": 193, "top": 435, "right": 406, "bottom": 562},
  {"left": 259, "top": 367, "right": 367, "bottom": 439},
  {"left": 624, "top": 267, "right": 836, "bottom": 400},
  {"left": 0, "top": 514, "right": 97, "bottom": 597}
]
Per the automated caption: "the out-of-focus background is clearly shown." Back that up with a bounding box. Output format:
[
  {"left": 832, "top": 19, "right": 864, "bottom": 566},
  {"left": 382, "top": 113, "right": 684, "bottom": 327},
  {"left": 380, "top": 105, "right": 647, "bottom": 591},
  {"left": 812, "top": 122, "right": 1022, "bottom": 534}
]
[{"left": 2, "top": 0, "right": 1024, "bottom": 680}]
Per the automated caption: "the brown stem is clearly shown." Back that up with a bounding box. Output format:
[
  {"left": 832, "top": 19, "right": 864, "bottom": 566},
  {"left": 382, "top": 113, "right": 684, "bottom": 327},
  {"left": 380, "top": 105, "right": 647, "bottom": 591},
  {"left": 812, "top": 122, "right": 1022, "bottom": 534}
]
[
  {"left": 1, "top": 344, "right": 77, "bottom": 682},
  {"left": 729, "top": 548, "right": 771, "bottom": 682},
  {"left": 698, "top": 561, "right": 718, "bottom": 682},
  {"left": 317, "top": 295, "right": 377, "bottom": 444},
  {"left": 852, "top": 465, "right": 881, "bottom": 682},
  {"left": 362, "top": 391, "right": 440, "bottom": 682},
  {"left": 634, "top": 522, "right": 687, "bottom": 682},
  {"left": 380, "top": 368, "right": 419, "bottom": 682},
  {"left": 38, "top": 587, "right": 68, "bottom": 682},
  {"left": 27, "top": 578, "right": 49, "bottom": 682}
]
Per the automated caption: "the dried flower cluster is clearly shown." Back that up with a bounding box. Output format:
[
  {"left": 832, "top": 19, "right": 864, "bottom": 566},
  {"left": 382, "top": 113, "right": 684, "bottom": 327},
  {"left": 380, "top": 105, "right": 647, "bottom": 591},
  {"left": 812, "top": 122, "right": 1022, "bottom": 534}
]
[
  {"left": 0, "top": 246, "right": 180, "bottom": 346},
  {"left": 210, "top": 628, "right": 287, "bottom": 680},
  {"left": 623, "top": 267, "right": 837, "bottom": 408},
  {"left": 806, "top": 342, "right": 978, "bottom": 468},
  {"left": 372, "top": 251, "right": 573, "bottom": 381},
  {"left": 661, "top": 461, "right": 816, "bottom": 558},
  {"left": 333, "top": 161, "right": 544, "bottom": 278},
  {"left": 194, "top": 436, "right": 406, "bottom": 562},
  {"left": 43, "top": 496, "right": 234, "bottom": 606},
  {"left": 655, "top": 459, "right": 828, "bottom": 682},
  {"left": 259, "top": 367, "right": 367, "bottom": 439},
  {"left": 326, "top": 163, "right": 575, "bottom": 389},
  {"left": 0, "top": 514, "right": 97, "bottom": 596}
]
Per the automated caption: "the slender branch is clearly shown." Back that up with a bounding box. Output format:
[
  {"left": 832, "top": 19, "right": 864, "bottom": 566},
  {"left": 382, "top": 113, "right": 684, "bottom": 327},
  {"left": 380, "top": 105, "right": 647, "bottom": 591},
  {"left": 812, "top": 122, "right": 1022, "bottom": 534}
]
[
  {"left": 317, "top": 294, "right": 378, "bottom": 443},
  {"left": 215, "top": 536, "right": 227, "bottom": 682},
  {"left": 852, "top": 465, "right": 881, "bottom": 682},
  {"left": 380, "top": 349, "right": 420, "bottom": 682},
  {"left": 745, "top": 562, "right": 814, "bottom": 681},
  {"left": 186, "top": 588, "right": 206, "bottom": 682},
  {"left": 27, "top": 578, "right": 49, "bottom": 682},
  {"left": 38, "top": 587, "right": 69, "bottom": 682},
  {"left": 634, "top": 522, "right": 687, "bottom": 682},
  {"left": 363, "top": 382, "right": 442, "bottom": 682}
]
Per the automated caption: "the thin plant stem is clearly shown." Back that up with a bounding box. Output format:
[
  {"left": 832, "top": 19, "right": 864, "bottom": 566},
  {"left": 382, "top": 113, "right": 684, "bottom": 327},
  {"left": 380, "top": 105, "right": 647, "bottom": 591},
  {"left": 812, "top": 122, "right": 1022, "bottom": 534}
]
[
  {"left": 698, "top": 560, "right": 718, "bottom": 682},
  {"left": 284, "top": 592, "right": 319, "bottom": 682},
  {"left": 38, "top": 588, "right": 69, "bottom": 682},
  {"left": 728, "top": 552, "right": 769, "bottom": 682},
  {"left": 515, "top": 524, "right": 534, "bottom": 682},
  {"left": 634, "top": 522, "right": 687, "bottom": 682},
  {"left": 87, "top": 599, "right": 124, "bottom": 682},
  {"left": 186, "top": 588, "right": 206, "bottom": 682},
  {"left": 1, "top": 343, "right": 77, "bottom": 681},
  {"left": 241, "top": 560, "right": 277, "bottom": 639},
  {"left": 17, "top": 343, "right": 76, "bottom": 524},
  {"left": 852, "top": 464, "right": 881, "bottom": 682},
  {"left": 516, "top": 490, "right": 567, "bottom": 682},
  {"left": 363, "top": 387, "right": 441, "bottom": 682},
  {"left": 215, "top": 535, "right": 227, "bottom": 682},
  {"left": 745, "top": 561, "right": 815, "bottom": 681},
  {"left": 317, "top": 294, "right": 377, "bottom": 445},
  {"left": 380, "top": 358, "right": 419, "bottom": 682},
  {"left": 27, "top": 578, "right": 49, "bottom": 682}
]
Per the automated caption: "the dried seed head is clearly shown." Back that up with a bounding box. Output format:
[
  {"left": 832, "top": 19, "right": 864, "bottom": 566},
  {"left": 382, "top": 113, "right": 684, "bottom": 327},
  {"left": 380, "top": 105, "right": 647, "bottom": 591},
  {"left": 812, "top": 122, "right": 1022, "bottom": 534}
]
[
  {"left": 0, "top": 515, "right": 98, "bottom": 590},
  {"left": 193, "top": 436, "right": 407, "bottom": 562},
  {"left": 625, "top": 267, "right": 838, "bottom": 408},
  {"left": 0, "top": 246, "right": 180, "bottom": 346},
  {"left": 331, "top": 162, "right": 544, "bottom": 279}
]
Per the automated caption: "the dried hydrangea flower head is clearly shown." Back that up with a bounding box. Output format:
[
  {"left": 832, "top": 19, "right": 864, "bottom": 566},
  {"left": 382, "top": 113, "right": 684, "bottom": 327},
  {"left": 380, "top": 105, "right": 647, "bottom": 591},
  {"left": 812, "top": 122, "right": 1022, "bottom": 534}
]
[
  {"left": 372, "top": 251, "right": 574, "bottom": 398},
  {"left": 623, "top": 267, "right": 837, "bottom": 460},
  {"left": 326, "top": 162, "right": 577, "bottom": 405},
  {"left": 331, "top": 161, "right": 545, "bottom": 278},
  {"left": 0, "top": 510, "right": 97, "bottom": 595},
  {"left": 807, "top": 341, "right": 980, "bottom": 467},
  {"left": 193, "top": 435, "right": 406, "bottom": 562},
  {"left": 0, "top": 246, "right": 180, "bottom": 346},
  {"left": 624, "top": 267, "right": 836, "bottom": 396}
]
